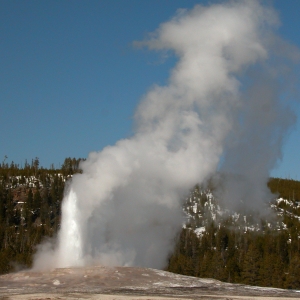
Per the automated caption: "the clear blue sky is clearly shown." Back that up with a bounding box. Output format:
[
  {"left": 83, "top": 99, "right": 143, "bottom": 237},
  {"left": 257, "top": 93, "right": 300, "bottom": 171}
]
[{"left": 1, "top": 0, "right": 300, "bottom": 179}]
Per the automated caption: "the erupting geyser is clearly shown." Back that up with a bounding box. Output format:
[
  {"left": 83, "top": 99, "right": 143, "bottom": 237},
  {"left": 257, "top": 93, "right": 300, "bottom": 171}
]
[{"left": 33, "top": 1, "right": 299, "bottom": 270}]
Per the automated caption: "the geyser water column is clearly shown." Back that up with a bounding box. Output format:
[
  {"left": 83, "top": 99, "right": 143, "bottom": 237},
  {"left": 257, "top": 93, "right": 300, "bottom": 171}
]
[
  {"left": 33, "top": 1, "right": 298, "bottom": 270},
  {"left": 56, "top": 188, "right": 83, "bottom": 267}
]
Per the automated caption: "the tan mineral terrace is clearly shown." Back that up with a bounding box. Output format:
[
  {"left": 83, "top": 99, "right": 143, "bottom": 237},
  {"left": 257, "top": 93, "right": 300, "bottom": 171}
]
[{"left": 0, "top": 266, "right": 299, "bottom": 299}]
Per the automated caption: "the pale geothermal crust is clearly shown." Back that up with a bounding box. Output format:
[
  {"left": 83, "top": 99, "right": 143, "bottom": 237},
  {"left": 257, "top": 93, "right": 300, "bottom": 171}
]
[{"left": 0, "top": 266, "right": 299, "bottom": 300}]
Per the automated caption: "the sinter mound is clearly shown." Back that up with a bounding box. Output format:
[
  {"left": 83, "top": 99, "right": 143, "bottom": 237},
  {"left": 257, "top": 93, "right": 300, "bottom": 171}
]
[{"left": 0, "top": 265, "right": 299, "bottom": 299}]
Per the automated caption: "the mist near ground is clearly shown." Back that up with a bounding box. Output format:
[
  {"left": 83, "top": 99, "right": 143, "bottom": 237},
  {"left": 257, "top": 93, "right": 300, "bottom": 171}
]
[{"left": 33, "top": 0, "right": 299, "bottom": 271}]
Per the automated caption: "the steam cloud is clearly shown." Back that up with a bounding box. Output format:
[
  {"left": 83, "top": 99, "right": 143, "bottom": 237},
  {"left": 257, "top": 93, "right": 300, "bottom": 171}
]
[{"left": 33, "top": 1, "right": 298, "bottom": 270}]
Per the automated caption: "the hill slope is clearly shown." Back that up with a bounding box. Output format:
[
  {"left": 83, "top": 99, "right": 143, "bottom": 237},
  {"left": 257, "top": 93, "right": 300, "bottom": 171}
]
[{"left": 168, "top": 179, "right": 300, "bottom": 289}]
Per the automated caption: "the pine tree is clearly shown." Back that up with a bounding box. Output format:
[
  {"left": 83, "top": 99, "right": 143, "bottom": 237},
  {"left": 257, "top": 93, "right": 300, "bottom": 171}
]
[
  {"left": 286, "top": 256, "right": 300, "bottom": 289},
  {"left": 241, "top": 242, "right": 262, "bottom": 285},
  {"left": 25, "top": 189, "right": 33, "bottom": 227}
]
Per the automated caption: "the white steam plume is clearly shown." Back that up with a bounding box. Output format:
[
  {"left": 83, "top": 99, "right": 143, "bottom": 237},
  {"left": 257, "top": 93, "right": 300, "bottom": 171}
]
[{"left": 33, "top": 1, "right": 298, "bottom": 270}]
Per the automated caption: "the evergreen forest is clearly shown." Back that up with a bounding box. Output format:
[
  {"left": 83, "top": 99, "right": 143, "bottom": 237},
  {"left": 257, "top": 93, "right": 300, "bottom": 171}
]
[
  {"left": 167, "top": 179, "right": 300, "bottom": 289},
  {"left": 0, "top": 157, "right": 83, "bottom": 274}
]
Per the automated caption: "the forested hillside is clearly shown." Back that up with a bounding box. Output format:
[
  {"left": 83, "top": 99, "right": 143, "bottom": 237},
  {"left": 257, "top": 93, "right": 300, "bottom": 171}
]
[
  {"left": 0, "top": 158, "right": 83, "bottom": 273},
  {"left": 167, "top": 178, "right": 300, "bottom": 289},
  {"left": 1, "top": 159, "right": 300, "bottom": 289}
]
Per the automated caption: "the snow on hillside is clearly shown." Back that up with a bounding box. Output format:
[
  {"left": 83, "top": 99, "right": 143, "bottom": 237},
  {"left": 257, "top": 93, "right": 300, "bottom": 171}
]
[{"left": 183, "top": 186, "right": 300, "bottom": 239}]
